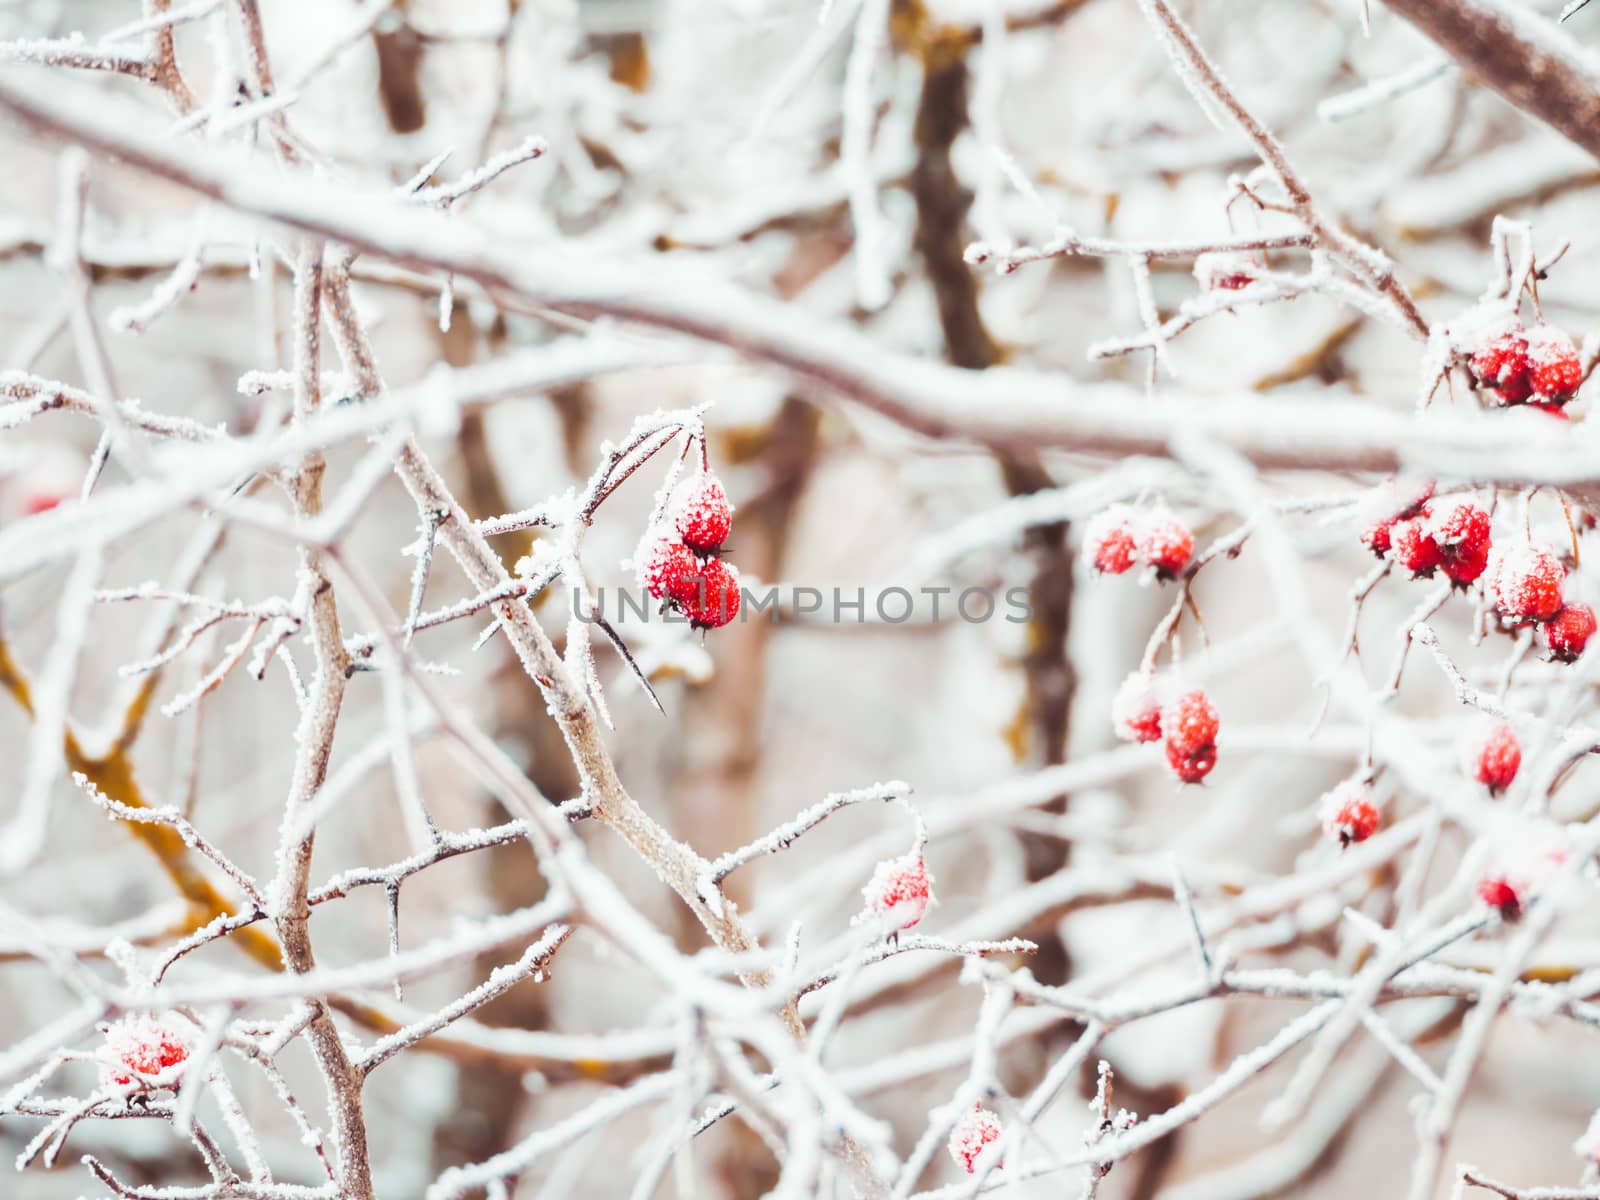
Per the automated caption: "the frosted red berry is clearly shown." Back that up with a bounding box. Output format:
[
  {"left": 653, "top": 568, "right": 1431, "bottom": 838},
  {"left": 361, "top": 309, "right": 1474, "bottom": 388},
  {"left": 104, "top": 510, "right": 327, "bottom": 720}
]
[
  {"left": 1361, "top": 520, "right": 1393, "bottom": 557},
  {"left": 863, "top": 853, "right": 932, "bottom": 931},
  {"left": 1440, "top": 541, "right": 1490, "bottom": 586},
  {"left": 1477, "top": 874, "right": 1523, "bottom": 919},
  {"left": 1084, "top": 507, "right": 1139, "bottom": 576},
  {"left": 1428, "top": 501, "right": 1492, "bottom": 586},
  {"left": 1545, "top": 603, "right": 1597, "bottom": 662},
  {"left": 1138, "top": 512, "right": 1194, "bottom": 579},
  {"left": 1526, "top": 324, "right": 1582, "bottom": 402},
  {"left": 1487, "top": 544, "right": 1565, "bottom": 623},
  {"left": 1320, "top": 781, "right": 1379, "bottom": 846},
  {"left": 1389, "top": 517, "right": 1441, "bottom": 577},
  {"left": 1360, "top": 478, "right": 1434, "bottom": 559},
  {"left": 671, "top": 555, "right": 742, "bottom": 629},
  {"left": 1112, "top": 673, "right": 1164, "bottom": 744},
  {"left": 97, "top": 1014, "right": 191, "bottom": 1090},
  {"left": 1193, "top": 251, "right": 1262, "bottom": 292},
  {"left": 1162, "top": 689, "right": 1219, "bottom": 784},
  {"left": 948, "top": 1105, "right": 1003, "bottom": 1174},
  {"left": 1476, "top": 826, "right": 1569, "bottom": 921},
  {"left": 1470, "top": 321, "right": 1530, "bottom": 403},
  {"left": 1470, "top": 721, "right": 1521, "bottom": 792},
  {"left": 672, "top": 473, "right": 733, "bottom": 553},
  {"left": 640, "top": 536, "right": 700, "bottom": 602}
]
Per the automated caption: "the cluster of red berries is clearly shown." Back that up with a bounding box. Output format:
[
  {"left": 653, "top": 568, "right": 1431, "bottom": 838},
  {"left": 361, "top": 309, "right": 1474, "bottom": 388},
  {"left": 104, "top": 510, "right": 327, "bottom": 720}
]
[
  {"left": 1320, "top": 780, "right": 1379, "bottom": 847},
  {"left": 1084, "top": 506, "right": 1194, "bottom": 580},
  {"left": 1469, "top": 317, "right": 1583, "bottom": 412},
  {"left": 948, "top": 1105, "right": 1003, "bottom": 1174},
  {"left": 862, "top": 852, "right": 932, "bottom": 931},
  {"left": 1113, "top": 674, "right": 1220, "bottom": 785},
  {"left": 96, "top": 1014, "right": 191, "bottom": 1091},
  {"left": 1484, "top": 542, "right": 1595, "bottom": 658},
  {"left": 1362, "top": 487, "right": 1595, "bottom": 662},
  {"left": 639, "top": 473, "right": 741, "bottom": 629},
  {"left": 1367, "top": 496, "right": 1492, "bottom": 587}
]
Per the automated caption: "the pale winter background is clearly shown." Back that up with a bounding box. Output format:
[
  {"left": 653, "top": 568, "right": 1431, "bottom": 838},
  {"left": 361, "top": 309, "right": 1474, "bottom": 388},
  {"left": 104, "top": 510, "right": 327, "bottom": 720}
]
[{"left": 3, "top": 1, "right": 1600, "bottom": 1198}]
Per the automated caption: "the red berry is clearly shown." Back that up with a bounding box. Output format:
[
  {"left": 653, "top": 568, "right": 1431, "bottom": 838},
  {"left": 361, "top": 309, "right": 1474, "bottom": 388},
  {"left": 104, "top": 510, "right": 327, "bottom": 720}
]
[
  {"left": 1545, "top": 603, "right": 1597, "bottom": 662},
  {"left": 1471, "top": 321, "right": 1530, "bottom": 402},
  {"left": 1320, "top": 781, "right": 1379, "bottom": 846},
  {"left": 862, "top": 853, "right": 932, "bottom": 930},
  {"left": 672, "top": 473, "right": 733, "bottom": 553},
  {"left": 1477, "top": 874, "right": 1523, "bottom": 919},
  {"left": 1440, "top": 541, "right": 1490, "bottom": 586},
  {"left": 1162, "top": 689, "right": 1219, "bottom": 784},
  {"left": 21, "top": 490, "right": 67, "bottom": 515},
  {"left": 1359, "top": 478, "right": 1434, "bottom": 559},
  {"left": 1193, "top": 251, "right": 1262, "bottom": 292},
  {"left": 1470, "top": 721, "right": 1521, "bottom": 792},
  {"left": 1497, "top": 371, "right": 1534, "bottom": 404},
  {"left": 1138, "top": 512, "right": 1194, "bottom": 579},
  {"left": 1112, "top": 673, "right": 1164, "bottom": 744},
  {"left": 97, "top": 1014, "right": 191, "bottom": 1090},
  {"left": 1361, "top": 520, "right": 1393, "bottom": 557},
  {"left": 640, "top": 536, "right": 700, "bottom": 602},
  {"left": 1526, "top": 325, "right": 1583, "bottom": 401},
  {"left": 1084, "top": 507, "right": 1138, "bottom": 575},
  {"left": 1487, "top": 544, "right": 1565, "bottom": 623},
  {"left": 1428, "top": 501, "right": 1492, "bottom": 585},
  {"left": 948, "top": 1105, "right": 1003, "bottom": 1174},
  {"left": 1476, "top": 825, "right": 1569, "bottom": 920},
  {"left": 1389, "top": 516, "right": 1442, "bottom": 577},
  {"left": 671, "top": 555, "right": 742, "bottom": 629}
]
